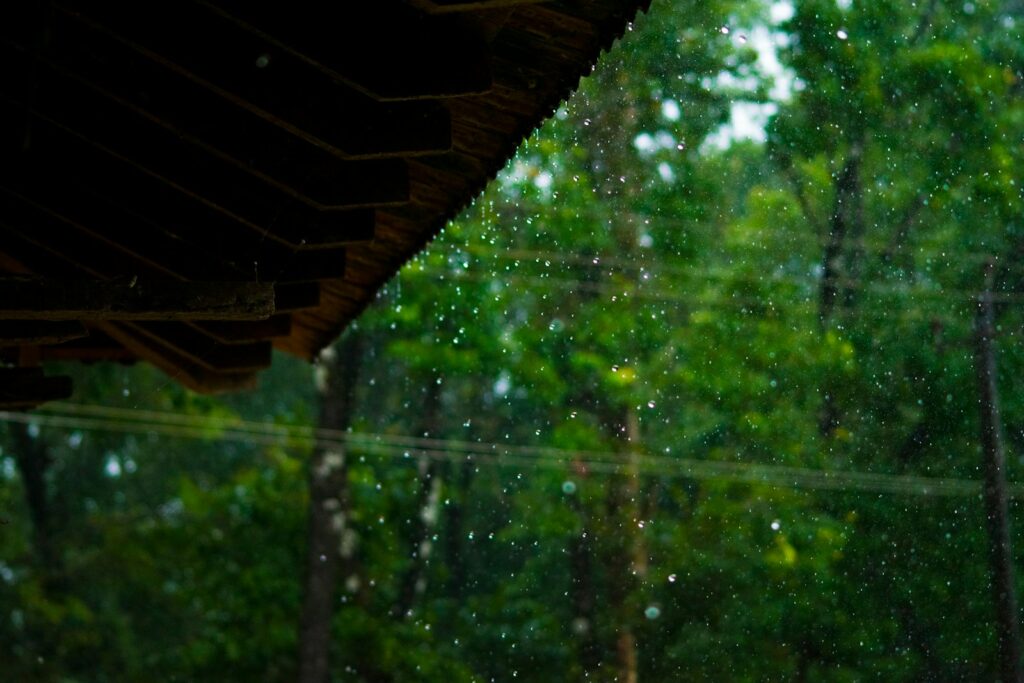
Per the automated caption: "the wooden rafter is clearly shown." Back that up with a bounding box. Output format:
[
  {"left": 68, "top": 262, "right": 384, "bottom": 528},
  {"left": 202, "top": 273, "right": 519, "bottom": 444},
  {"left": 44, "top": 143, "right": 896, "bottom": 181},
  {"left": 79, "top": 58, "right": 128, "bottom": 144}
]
[
  {"left": 202, "top": 0, "right": 493, "bottom": 100},
  {"left": 95, "top": 322, "right": 258, "bottom": 394},
  {"left": 49, "top": 1, "right": 454, "bottom": 158},
  {"left": 0, "top": 95, "right": 378, "bottom": 249},
  {"left": 0, "top": 40, "right": 411, "bottom": 209}
]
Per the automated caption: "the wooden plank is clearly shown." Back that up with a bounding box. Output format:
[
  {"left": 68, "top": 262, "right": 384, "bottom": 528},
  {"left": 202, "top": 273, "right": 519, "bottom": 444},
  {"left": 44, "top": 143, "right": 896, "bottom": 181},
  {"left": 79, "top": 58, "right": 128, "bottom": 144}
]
[
  {"left": 48, "top": 0, "right": 453, "bottom": 157},
  {"left": 190, "top": 315, "right": 293, "bottom": 344},
  {"left": 0, "top": 368, "right": 74, "bottom": 408},
  {"left": 0, "top": 321, "right": 88, "bottom": 346},
  {"left": 0, "top": 277, "right": 276, "bottom": 321},
  {"left": 0, "top": 39, "right": 410, "bottom": 209},
  {"left": 202, "top": 0, "right": 492, "bottom": 100},
  {"left": 0, "top": 76, "right": 378, "bottom": 249},
  {"left": 95, "top": 322, "right": 258, "bottom": 393}
]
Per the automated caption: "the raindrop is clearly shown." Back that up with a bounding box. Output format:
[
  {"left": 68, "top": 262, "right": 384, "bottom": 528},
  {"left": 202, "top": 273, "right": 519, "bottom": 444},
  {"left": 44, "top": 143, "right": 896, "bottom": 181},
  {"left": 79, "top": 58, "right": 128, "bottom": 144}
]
[
  {"left": 771, "top": 520, "right": 781, "bottom": 531},
  {"left": 836, "top": 29, "right": 849, "bottom": 40},
  {"left": 319, "top": 554, "right": 327, "bottom": 562},
  {"left": 644, "top": 606, "right": 661, "bottom": 620},
  {"left": 738, "top": 34, "right": 748, "bottom": 44},
  {"left": 720, "top": 26, "right": 730, "bottom": 35},
  {"left": 562, "top": 481, "right": 577, "bottom": 495},
  {"left": 668, "top": 574, "right": 677, "bottom": 583},
  {"left": 255, "top": 53, "right": 271, "bottom": 68},
  {"left": 647, "top": 400, "right": 656, "bottom": 408}
]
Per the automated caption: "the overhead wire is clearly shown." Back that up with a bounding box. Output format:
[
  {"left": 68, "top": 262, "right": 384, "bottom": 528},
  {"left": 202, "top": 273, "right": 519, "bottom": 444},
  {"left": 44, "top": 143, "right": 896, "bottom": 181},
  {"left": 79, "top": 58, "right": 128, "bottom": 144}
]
[{"left": 2, "top": 403, "right": 1019, "bottom": 500}]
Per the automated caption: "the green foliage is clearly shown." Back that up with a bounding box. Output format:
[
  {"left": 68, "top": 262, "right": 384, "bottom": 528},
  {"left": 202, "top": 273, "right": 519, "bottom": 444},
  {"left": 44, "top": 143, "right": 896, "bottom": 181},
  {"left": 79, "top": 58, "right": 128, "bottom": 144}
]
[{"left": 3, "top": 0, "right": 1024, "bottom": 680}]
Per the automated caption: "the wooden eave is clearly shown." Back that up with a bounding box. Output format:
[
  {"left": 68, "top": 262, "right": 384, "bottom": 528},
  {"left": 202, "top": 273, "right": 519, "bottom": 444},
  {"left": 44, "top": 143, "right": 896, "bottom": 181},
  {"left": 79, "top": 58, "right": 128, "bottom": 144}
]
[{"left": 0, "top": 0, "right": 650, "bottom": 408}]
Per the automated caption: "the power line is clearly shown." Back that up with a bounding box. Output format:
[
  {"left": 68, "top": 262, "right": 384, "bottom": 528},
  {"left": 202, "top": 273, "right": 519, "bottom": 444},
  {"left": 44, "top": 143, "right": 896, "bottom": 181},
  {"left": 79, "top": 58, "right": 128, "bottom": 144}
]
[{"left": 2, "top": 404, "right": 1016, "bottom": 500}]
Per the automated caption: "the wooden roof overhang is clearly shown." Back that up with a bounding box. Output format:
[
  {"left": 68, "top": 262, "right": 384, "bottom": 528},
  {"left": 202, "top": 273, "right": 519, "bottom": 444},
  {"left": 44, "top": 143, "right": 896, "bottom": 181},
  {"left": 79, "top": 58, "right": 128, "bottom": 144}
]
[{"left": 0, "top": 0, "right": 650, "bottom": 409}]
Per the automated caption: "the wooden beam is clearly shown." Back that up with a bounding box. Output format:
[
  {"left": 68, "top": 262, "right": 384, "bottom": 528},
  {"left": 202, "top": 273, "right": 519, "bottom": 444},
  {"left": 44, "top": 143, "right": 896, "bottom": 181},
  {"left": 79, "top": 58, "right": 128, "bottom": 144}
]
[
  {"left": 0, "top": 277, "right": 276, "bottom": 321},
  {"left": 190, "top": 315, "right": 293, "bottom": 344},
  {"left": 201, "top": 1, "right": 493, "bottom": 100},
  {"left": 0, "top": 83, "right": 378, "bottom": 249},
  {"left": 407, "top": 0, "right": 548, "bottom": 13},
  {"left": 0, "top": 135, "right": 350, "bottom": 284},
  {"left": 38, "top": 333, "right": 136, "bottom": 363},
  {"left": 95, "top": 322, "right": 258, "bottom": 394},
  {"left": 0, "top": 321, "right": 88, "bottom": 346},
  {"left": 0, "top": 40, "right": 410, "bottom": 209},
  {"left": 47, "top": 1, "right": 453, "bottom": 157},
  {"left": 274, "top": 283, "right": 322, "bottom": 313},
  {"left": 0, "top": 367, "right": 74, "bottom": 409},
  {"left": 127, "top": 322, "right": 272, "bottom": 373},
  {"left": 0, "top": 181, "right": 252, "bottom": 283}
]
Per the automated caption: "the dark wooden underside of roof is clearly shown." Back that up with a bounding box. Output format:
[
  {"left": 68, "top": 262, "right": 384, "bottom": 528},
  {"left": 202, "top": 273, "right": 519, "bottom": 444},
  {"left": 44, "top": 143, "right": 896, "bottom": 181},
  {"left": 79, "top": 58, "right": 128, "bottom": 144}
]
[{"left": 0, "top": 0, "right": 649, "bottom": 406}]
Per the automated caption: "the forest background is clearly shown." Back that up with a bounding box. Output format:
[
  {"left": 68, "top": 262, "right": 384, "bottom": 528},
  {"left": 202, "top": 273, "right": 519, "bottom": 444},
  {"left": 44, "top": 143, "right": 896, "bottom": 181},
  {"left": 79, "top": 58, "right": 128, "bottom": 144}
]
[{"left": 3, "top": 0, "right": 1024, "bottom": 680}]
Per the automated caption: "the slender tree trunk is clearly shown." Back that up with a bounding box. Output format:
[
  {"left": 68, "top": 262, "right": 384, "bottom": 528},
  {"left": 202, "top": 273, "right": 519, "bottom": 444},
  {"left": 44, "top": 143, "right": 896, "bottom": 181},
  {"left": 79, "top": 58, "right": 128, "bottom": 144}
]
[
  {"left": 568, "top": 489, "right": 600, "bottom": 678},
  {"left": 393, "top": 381, "right": 442, "bottom": 619},
  {"left": 11, "top": 422, "right": 59, "bottom": 580},
  {"left": 298, "top": 331, "right": 363, "bottom": 683},
  {"left": 974, "top": 263, "right": 1023, "bottom": 683},
  {"left": 606, "top": 408, "right": 644, "bottom": 683},
  {"left": 444, "top": 459, "right": 474, "bottom": 598},
  {"left": 818, "top": 143, "right": 863, "bottom": 437}
]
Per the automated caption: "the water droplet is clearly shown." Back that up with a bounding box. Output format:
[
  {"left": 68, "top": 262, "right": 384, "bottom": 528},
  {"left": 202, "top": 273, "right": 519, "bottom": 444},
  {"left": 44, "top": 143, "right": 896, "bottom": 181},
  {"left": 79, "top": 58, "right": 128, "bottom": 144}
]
[
  {"left": 668, "top": 574, "right": 677, "bottom": 583},
  {"left": 738, "top": 34, "right": 748, "bottom": 44},
  {"left": 720, "top": 26, "right": 730, "bottom": 35},
  {"left": 562, "top": 481, "right": 577, "bottom": 495},
  {"left": 647, "top": 400, "right": 656, "bottom": 408},
  {"left": 255, "top": 54, "right": 271, "bottom": 68},
  {"left": 319, "top": 554, "right": 327, "bottom": 562},
  {"left": 644, "top": 606, "right": 661, "bottom": 620},
  {"left": 836, "top": 29, "right": 849, "bottom": 40},
  {"left": 771, "top": 520, "right": 781, "bottom": 531}
]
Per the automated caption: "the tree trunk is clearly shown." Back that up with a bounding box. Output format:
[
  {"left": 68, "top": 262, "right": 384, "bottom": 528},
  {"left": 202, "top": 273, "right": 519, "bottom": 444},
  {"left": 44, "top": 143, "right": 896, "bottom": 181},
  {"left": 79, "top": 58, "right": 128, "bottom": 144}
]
[
  {"left": 11, "top": 421, "right": 62, "bottom": 586},
  {"left": 297, "top": 330, "right": 363, "bottom": 683},
  {"left": 606, "top": 408, "right": 644, "bottom": 683},
  {"left": 974, "top": 264, "right": 1023, "bottom": 683},
  {"left": 818, "top": 143, "right": 863, "bottom": 437},
  {"left": 568, "top": 490, "right": 600, "bottom": 678},
  {"left": 393, "top": 381, "right": 442, "bottom": 619}
]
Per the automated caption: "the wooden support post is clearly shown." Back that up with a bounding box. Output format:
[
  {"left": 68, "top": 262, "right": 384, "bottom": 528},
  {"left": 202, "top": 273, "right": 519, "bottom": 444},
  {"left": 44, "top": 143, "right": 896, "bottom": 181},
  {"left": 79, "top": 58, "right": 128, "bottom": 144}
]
[{"left": 974, "top": 259, "right": 1024, "bottom": 683}]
